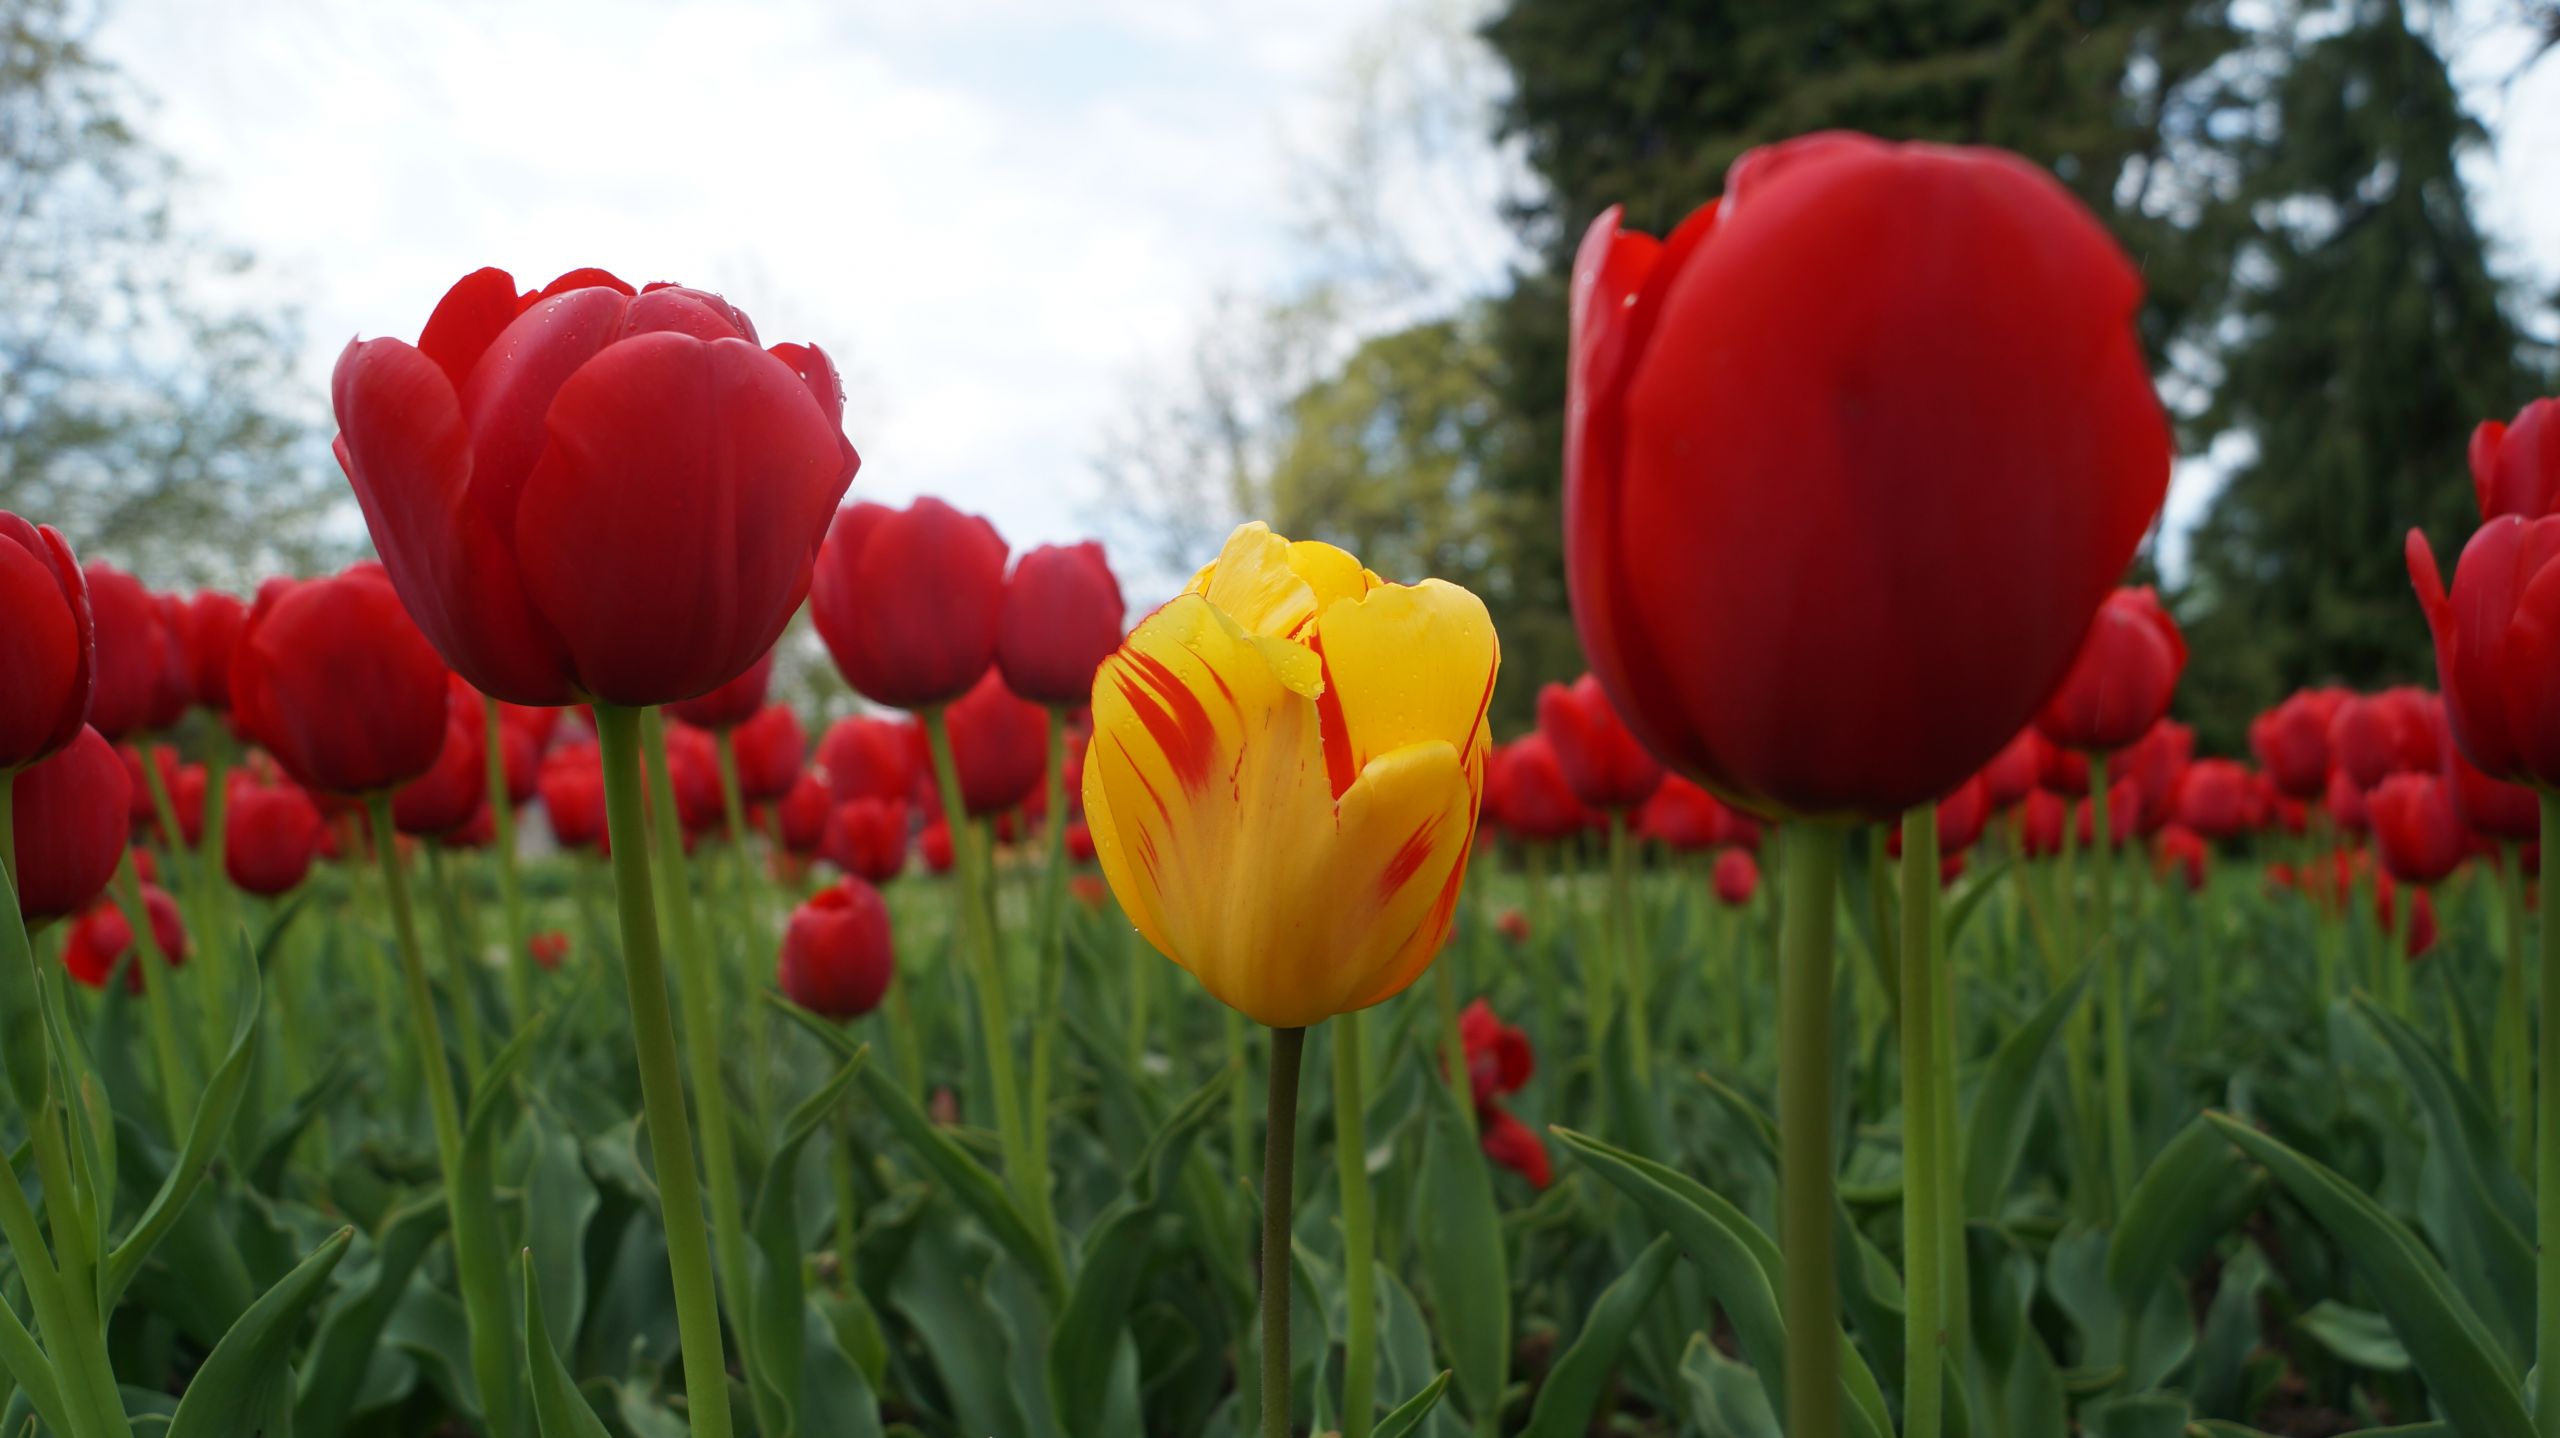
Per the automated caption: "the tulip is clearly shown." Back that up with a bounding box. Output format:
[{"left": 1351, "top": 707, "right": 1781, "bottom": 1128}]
[
  {"left": 920, "top": 818, "right": 955, "bottom": 874},
  {"left": 229, "top": 567, "right": 452, "bottom": 795},
  {"left": 1979, "top": 730, "right": 2042, "bottom": 810},
  {"left": 185, "top": 589, "right": 247, "bottom": 710},
  {"left": 2325, "top": 768, "right": 2371, "bottom": 835},
  {"left": 665, "top": 648, "right": 775, "bottom": 731},
  {"left": 1712, "top": 847, "right": 1759, "bottom": 906},
  {"left": 2250, "top": 688, "right": 2345, "bottom": 801},
  {"left": 730, "top": 703, "right": 805, "bottom": 803},
  {"left": 393, "top": 678, "right": 489, "bottom": 835},
  {"left": 1069, "top": 874, "right": 1108, "bottom": 910},
  {"left": 942, "top": 670, "right": 1047, "bottom": 817},
  {"left": 83, "top": 561, "right": 164, "bottom": 741},
  {"left": 824, "top": 797, "right": 909, "bottom": 884},
  {"left": 2175, "top": 759, "right": 2258, "bottom": 842},
  {"left": 775, "top": 771, "right": 831, "bottom": 856},
  {"left": 1637, "top": 773, "right": 1734, "bottom": 851},
  {"left": 661, "top": 721, "right": 726, "bottom": 833},
  {"left": 2036, "top": 588, "right": 2186, "bottom": 754},
  {"left": 63, "top": 883, "right": 186, "bottom": 990},
  {"left": 1066, "top": 818, "right": 1095, "bottom": 864},
  {"left": 539, "top": 742, "right": 608, "bottom": 850},
  {"left": 1495, "top": 908, "right": 1529, "bottom": 943},
  {"left": 496, "top": 719, "right": 540, "bottom": 806},
  {"left": 1486, "top": 734, "right": 1594, "bottom": 843},
  {"left": 334, "top": 267, "right": 858, "bottom": 709},
  {"left": 2109, "top": 719, "right": 2194, "bottom": 835},
  {"left": 2375, "top": 875, "right": 2439, "bottom": 958},
  {"left": 0, "top": 513, "right": 92, "bottom": 772},
  {"left": 1536, "top": 674, "right": 1663, "bottom": 812},
  {"left": 2449, "top": 744, "right": 2538, "bottom": 842},
  {"left": 1457, "top": 999, "right": 1549, "bottom": 1189},
  {"left": 2329, "top": 687, "right": 2443, "bottom": 791},
  {"left": 2019, "top": 790, "right": 2067, "bottom": 859},
  {"left": 1888, "top": 775, "right": 1989, "bottom": 858},
  {"left": 2072, "top": 777, "right": 2139, "bottom": 851},
  {"left": 2472, "top": 397, "right": 2560, "bottom": 520},
  {"left": 501, "top": 702, "right": 562, "bottom": 755},
  {"left": 143, "top": 591, "right": 194, "bottom": 732},
  {"left": 2370, "top": 773, "right": 2464, "bottom": 887},
  {"left": 778, "top": 878, "right": 895, "bottom": 1020},
  {"left": 224, "top": 770, "right": 322, "bottom": 896},
  {"left": 1478, "top": 1109, "right": 1554, "bottom": 1190},
  {"left": 820, "top": 715, "right": 924, "bottom": 803},
  {"left": 997, "top": 541, "right": 1125, "bottom": 706},
  {"left": 2153, "top": 825, "right": 2208, "bottom": 893},
  {"left": 2411, "top": 519, "right": 2560, "bottom": 792},
  {"left": 10, "top": 728, "right": 131, "bottom": 921},
  {"left": 528, "top": 930, "right": 570, "bottom": 970},
  {"left": 811, "top": 498, "right": 1008, "bottom": 709},
  {"left": 2035, "top": 732, "right": 2091, "bottom": 798}
]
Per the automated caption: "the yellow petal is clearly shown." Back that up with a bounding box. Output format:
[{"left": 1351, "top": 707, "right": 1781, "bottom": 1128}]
[
  {"left": 1321, "top": 739, "right": 1480, "bottom": 1017},
  {"left": 1315, "top": 578, "right": 1500, "bottom": 775},
  {"left": 1186, "top": 521, "right": 1381, "bottom": 642}
]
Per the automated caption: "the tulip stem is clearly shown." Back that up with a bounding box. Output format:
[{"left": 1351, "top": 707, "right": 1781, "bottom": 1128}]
[
  {"left": 2503, "top": 848, "right": 2532, "bottom": 1177},
  {"left": 1898, "top": 808, "right": 1944, "bottom": 1438},
  {"left": 422, "top": 845, "right": 489, "bottom": 1079},
  {"left": 1777, "top": 821, "right": 1845, "bottom": 1438},
  {"left": 115, "top": 858, "right": 193, "bottom": 1141},
  {"left": 2090, "top": 775, "right": 2135, "bottom": 1211},
  {"left": 1333, "top": 1011, "right": 1377, "bottom": 1438},
  {"left": 2538, "top": 795, "right": 2560, "bottom": 1438},
  {"left": 1261, "top": 1024, "right": 1308, "bottom": 1438},
  {"left": 1607, "top": 815, "right": 1651, "bottom": 1076},
  {"left": 712, "top": 731, "right": 778, "bottom": 1144},
  {"left": 1026, "top": 707, "right": 1071, "bottom": 1231},
  {"left": 593, "top": 707, "right": 735, "bottom": 1438},
  {"left": 482, "top": 698, "right": 532, "bottom": 1030},
  {"left": 365, "top": 791, "right": 521, "bottom": 1438}
]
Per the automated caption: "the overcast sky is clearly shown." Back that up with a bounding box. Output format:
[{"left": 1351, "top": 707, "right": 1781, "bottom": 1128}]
[{"left": 93, "top": 0, "right": 2560, "bottom": 581}]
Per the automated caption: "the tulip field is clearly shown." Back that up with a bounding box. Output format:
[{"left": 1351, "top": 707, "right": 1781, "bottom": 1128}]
[{"left": 13, "top": 130, "right": 2560, "bottom": 1438}]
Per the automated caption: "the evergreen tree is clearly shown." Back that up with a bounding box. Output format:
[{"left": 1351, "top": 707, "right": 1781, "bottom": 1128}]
[{"left": 2179, "top": 0, "right": 2546, "bottom": 748}]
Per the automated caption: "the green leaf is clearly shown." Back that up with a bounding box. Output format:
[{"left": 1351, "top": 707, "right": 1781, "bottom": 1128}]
[
  {"left": 294, "top": 1195, "right": 448, "bottom": 1438},
  {"left": 1415, "top": 1084, "right": 1509, "bottom": 1427},
  {"left": 1961, "top": 969, "right": 2087, "bottom": 1216},
  {"left": 104, "top": 938, "right": 264, "bottom": 1311},
  {"left": 2209, "top": 1113, "right": 2532, "bottom": 1438},
  {"left": 747, "top": 1047, "right": 870, "bottom": 1438},
  {"left": 1371, "top": 1370, "right": 1451, "bottom": 1438},
  {"left": 2293, "top": 1300, "right": 2412, "bottom": 1373},
  {"left": 165, "top": 1227, "right": 353, "bottom": 1438},
  {"left": 2191, "top": 1241, "right": 2272, "bottom": 1419},
  {"left": 0, "top": 862, "right": 50, "bottom": 1113},
  {"left": 1518, "top": 1235, "right": 1676, "bottom": 1438},
  {"left": 2081, "top": 1394, "right": 2189, "bottom": 1438},
  {"left": 523, "top": 1104, "right": 600, "bottom": 1359},
  {"left": 524, "top": 1257, "right": 612, "bottom": 1438},
  {"left": 2106, "top": 1116, "right": 2255, "bottom": 1298},
  {"left": 1677, "top": 1332, "right": 1779, "bottom": 1438},
  {"left": 1939, "top": 858, "right": 2015, "bottom": 951}
]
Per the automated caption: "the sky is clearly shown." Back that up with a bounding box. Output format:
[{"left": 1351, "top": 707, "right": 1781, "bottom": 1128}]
[{"left": 92, "top": 0, "right": 2560, "bottom": 580}]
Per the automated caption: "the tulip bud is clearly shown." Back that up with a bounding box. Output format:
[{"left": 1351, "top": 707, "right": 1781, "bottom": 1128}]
[
  {"left": 0, "top": 514, "right": 92, "bottom": 772},
  {"left": 11, "top": 728, "right": 131, "bottom": 922},
  {"left": 996, "top": 541, "right": 1125, "bottom": 706},
  {"left": 811, "top": 498, "right": 1009, "bottom": 709},
  {"left": 778, "top": 879, "right": 895, "bottom": 1020},
  {"left": 63, "top": 883, "right": 187, "bottom": 991}
]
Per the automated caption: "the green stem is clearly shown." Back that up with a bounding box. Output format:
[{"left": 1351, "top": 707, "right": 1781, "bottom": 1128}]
[
  {"left": 1262, "top": 1025, "right": 1308, "bottom": 1438},
  {"left": 115, "top": 859, "right": 192, "bottom": 1141},
  {"left": 712, "top": 731, "right": 778, "bottom": 1146},
  {"left": 1226, "top": 1005, "right": 1252, "bottom": 1179},
  {"left": 1607, "top": 815, "right": 1651, "bottom": 1075},
  {"left": 1435, "top": 962, "right": 1476, "bottom": 1137},
  {"left": 2504, "top": 848, "right": 2532, "bottom": 1177},
  {"left": 2090, "top": 775, "right": 2135, "bottom": 1210},
  {"left": 366, "top": 792, "right": 519, "bottom": 1438},
  {"left": 1026, "top": 708, "right": 1071, "bottom": 1226},
  {"left": 2538, "top": 795, "right": 2560, "bottom": 1438},
  {"left": 1777, "top": 822, "right": 1845, "bottom": 1438},
  {"left": 831, "top": 1104, "right": 860, "bottom": 1295},
  {"left": 1333, "top": 1012, "right": 1377, "bottom": 1438},
  {"left": 636, "top": 712, "right": 757, "bottom": 1359},
  {"left": 1898, "top": 810, "right": 1943, "bottom": 1438},
  {"left": 423, "top": 845, "right": 489, "bottom": 1078},
  {"left": 1933, "top": 853, "right": 1969, "bottom": 1395},
  {"left": 483, "top": 698, "right": 531, "bottom": 1029},
  {"left": 593, "top": 707, "right": 735, "bottom": 1438}
]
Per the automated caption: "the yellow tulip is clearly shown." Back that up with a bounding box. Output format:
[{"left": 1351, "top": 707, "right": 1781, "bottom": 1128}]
[{"left": 1083, "top": 523, "right": 1500, "bottom": 1029}]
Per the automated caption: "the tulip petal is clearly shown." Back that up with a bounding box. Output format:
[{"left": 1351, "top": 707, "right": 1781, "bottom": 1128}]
[
  {"left": 1328, "top": 738, "right": 1477, "bottom": 1016},
  {"left": 512, "top": 332, "right": 857, "bottom": 706},
  {"left": 413, "top": 267, "right": 528, "bottom": 391},
  {"left": 0, "top": 532, "right": 81, "bottom": 764},
  {"left": 1315, "top": 579, "right": 1498, "bottom": 780}
]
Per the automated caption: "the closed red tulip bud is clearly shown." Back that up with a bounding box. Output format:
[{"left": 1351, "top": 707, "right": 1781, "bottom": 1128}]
[
  {"left": 1066, "top": 818, "right": 1095, "bottom": 864},
  {"left": 2250, "top": 688, "right": 2346, "bottom": 800},
  {"left": 2020, "top": 790, "right": 2067, "bottom": 859},
  {"left": 184, "top": 590, "right": 247, "bottom": 710},
  {"left": 1, "top": 514, "right": 93, "bottom": 772},
  {"left": 497, "top": 721, "right": 539, "bottom": 807},
  {"left": 394, "top": 678, "right": 487, "bottom": 835},
  {"left": 824, "top": 797, "right": 909, "bottom": 884},
  {"left": 1712, "top": 846, "right": 1759, "bottom": 906},
  {"left": 12, "top": 728, "right": 130, "bottom": 922},
  {"left": 539, "top": 742, "right": 608, "bottom": 849},
  {"left": 528, "top": 930, "right": 570, "bottom": 970},
  {"left": 2471, "top": 398, "right": 2560, "bottom": 521},
  {"left": 943, "top": 670, "right": 1046, "bottom": 817},
  {"left": 1536, "top": 674, "right": 1663, "bottom": 811},
  {"left": 819, "top": 715, "right": 924, "bottom": 803},
  {"left": 2268, "top": 794, "right": 2310, "bottom": 837},
  {"left": 2175, "top": 760, "right": 2257, "bottom": 842},
  {"left": 1565, "top": 135, "right": 2168, "bottom": 818},
  {"left": 1458, "top": 998, "right": 1534, "bottom": 1108},
  {"left": 2410, "top": 518, "right": 2560, "bottom": 790},
  {"left": 1069, "top": 874, "right": 1108, "bottom": 910},
  {"left": 441, "top": 801, "right": 497, "bottom": 850},
  {"left": 777, "top": 878, "right": 895, "bottom": 1020},
  {"left": 2036, "top": 587, "right": 2186, "bottom": 754},
  {"left": 141, "top": 592, "right": 194, "bottom": 732},
  {"left": 2327, "top": 687, "right": 2443, "bottom": 791},
  {"left": 229, "top": 567, "right": 451, "bottom": 795},
  {"left": 1496, "top": 908, "right": 1529, "bottom": 944},
  {"left": 811, "top": 498, "right": 1008, "bottom": 709},
  {"left": 2073, "top": 778, "right": 2140, "bottom": 851},
  {"left": 2154, "top": 825, "right": 2209, "bottom": 893},
  {"left": 225, "top": 774, "right": 322, "bottom": 895},
  {"left": 2326, "top": 768, "right": 2371, "bottom": 835},
  {"left": 996, "top": 541, "right": 1125, "bottom": 705},
  {"left": 63, "top": 884, "right": 186, "bottom": 991},
  {"left": 335, "top": 267, "right": 858, "bottom": 706},
  {"left": 775, "top": 771, "right": 830, "bottom": 855},
  {"left": 82, "top": 562, "right": 164, "bottom": 741},
  {"left": 921, "top": 819, "right": 955, "bottom": 874},
  {"left": 2109, "top": 719, "right": 2194, "bottom": 835},
  {"left": 501, "top": 702, "right": 562, "bottom": 756},
  {"left": 1978, "top": 730, "right": 2041, "bottom": 811},
  {"left": 1478, "top": 1107, "right": 1553, "bottom": 1190},
  {"left": 666, "top": 648, "right": 776, "bottom": 731},
  {"left": 2448, "top": 744, "right": 2538, "bottom": 843},
  {"left": 662, "top": 721, "right": 726, "bottom": 832},
  {"left": 1487, "top": 734, "right": 1595, "bottom": 843},
  {"left": 1638, "top": 773, "right": 1734, "bottom": 851},
  {"left": 730, "top": 703, "right": 805, "bottom": 803},
  {"left": 2036, "top": 734, "right": 2091, "bottom": 798},
  {"left": 118, "top": 742, "right": 183, "bottom": 833},
  {"left": 2370, "top": 773, "right": 2464, "bottom": 887}
]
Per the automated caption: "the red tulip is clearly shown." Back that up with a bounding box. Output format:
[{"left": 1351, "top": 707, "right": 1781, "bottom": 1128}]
[
  {"left": 1536, "top": 674, "right": 1663, "bottom": 812},
  {"left": 2035, "top": 732, "right": 2091, "bottom": 798},
  {"left": 2410, "top": 518, "right": 2560, "bottom": 790},
  {"left": 2326, "top": 768, "right": 2370, "bottom": 835},
  {"left": 778, "top": 878, "right": 895, "bottom": 1020},
  {"left": 2108, "top": 719, "right": 2194, "bottom": 835},
  {"left": 1564, "top": 134, "right": 2167, "bottom": 819},
  {"left": 1478, "top": 1107, "right": 1553, "bottom": 1189},
  {"left": 920, "top": 819, "right": 955, "bottom": 875},
  {"left": 1066, "top": 819, "right": 1095, "bottom": 864},
  {"left": 2249, "top": 688, "right": 2345, "bottom": 800},
  {"left": 2019, "top": 790, "right": 2067, "bottom": 859},
  {"left": 393, "top": 678, "right": 489, "bottom": 836},
  {"left": 2328, "top": 687, "right": 2443, "bottom": 792},
  {"left": 82, "top": 562, "right": 164, "bottom": 741},
  {"left": 2374, "top": 875, "right": 2438, "bottom": 958},
  {"left": 662, "top": 721, "right": 726, "bottom": 832},
  {"left": 1069, "top": 874, "right": 1109, "bottom": 911},
  {"left": 539, "top": 742, "right": 607, "bottom": 850},
  {"left": 941, "top": 670, "right": 1046, "bottom": 817},
  {"left": 185, "top": 590, "right": 248, "bottom": 711},
  {"left": 142, "top": 592, "right": 194, "bottom": 732},
  {"left": 2471, "top": 398, "right": 2560, "bottom": 521},
  {"left": 2153, "top": 824, "right": 2208, "bottom": 893},
  {"left": 334, "top": 267, "right": 857, "bottom": 707},
  {"left": 665, "top": 648, "right": 776, "bottom": 731},
  {"left": 528, "top": 930, "right": 571, "bottom": 970},
  {"left": 500, "top": 702, "right": 562, "bottom": 755},
  {"left": 440, "top": 801, "right": 497, "bottom": 850},
  {"left": 1638, "top": 773, "right": 1736, "bottom": 851},
  {"left": 1496, "top": 908, "right": 1530, "bottom": 944},
  {"left": 1979, "top": 730, "right": 2042, "bottom": 810},
  {"left": 1458, "top": 998, "right": 1534, "bottom": 1107},
  {"left": 824, "top": 797, "right": 909, "bottom": 884},
  {"left": 1, "top": 515, "right": 92, "bottom": 771},
  {"left": 811, "top": 498, "right": 1008, "bottom": 709},
  {"left": 2448, "top": 744, "right": 2538, "bottom": 843},
  {"left": 119, "top": 742, "right": 192, "bottom": 840},
  {"left": 996, "top": 541, "right": 1124, "bottom": 706},
  {"left": 1712, "top": 846, "right": 1759, "bottom": 906},
  {"left": 729, "top": 703, "right": 805, "bottom": 803},
  {"left": 2072, "top": 777, "right": 2140, "bottom": 852},
  {"left": 11, "top": 728, "right": 130, "bottom": 921},
  {"left": 819, "top": 716, "right": 924, "bottom": 804},
  {"left": 1885, "top": 775, "right": 1991, "bottom": 857},
  {"left": 497, "top": 720, "right": 539, "bottom": 807},
  {"left": 2035, "top": 588, "right": 2186, "bottom": 753},
  {"left": 2369, "top": 773, "right": 2464, "bottom": 887},
  {"left": 229, "top": 567, "right": 452, "bottom": 795},
  {"left": 2174, "top": 760, "right": 2257, "bottom": 842},
  {"left": 63, "top": 884, "right": 186, "bottom": 991},
  {"left": 1486, "top": 734, "right": 1595, "bottom": 843},
  {"left": 225, "top": 772, "right": 322, "bottom": 895},
  {"left": 775, "top": 771, "right": 830, "bottom": 856}
]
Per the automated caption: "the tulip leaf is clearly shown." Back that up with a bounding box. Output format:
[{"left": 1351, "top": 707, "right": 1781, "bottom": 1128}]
[
  {"left": 746, "top": 1046, "right": 869, "bottom": 1438},
  {"left": 2082, "top": 1394, "right": 2191, "bottom": 1438},
  {"left": 164, "top": 1226, "right": 352, "bottom": 1438},
  {"left": 0, "top": 863, "right": 49, "bottom": 1116},
  {"left": 2106, "top": 1115, "right": 2256, "bottom": 1299},
  {"left": 524, "top": 1258, "right": 612, "bottom": 1438},
  {"left": 2209, "top": 1112, "right": 2532, "bottom": 1438},
  {"left": 293, "top": 1193, "right": 449, "bottom": 1438},
  {"left": 1962, "top": 968, "right": 2088, "bottom": 1215},
  {"left": 1372, "top": 1370, "right": 1452, "bottom": 1438},
  {"left": 1416, "top": 1081, "right": 1510, "bottom": 1427},
  {"left": 104, "top": 936, "right": 263, "bottom": 1311},
  {"left": 0, "top": 1288, "right": 70, "bottom": 1438},
  {"left": 1517, "top": 1234, "right": 1677, "bottom": 1438}
]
